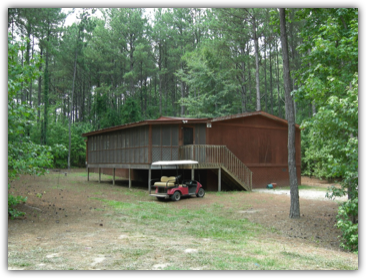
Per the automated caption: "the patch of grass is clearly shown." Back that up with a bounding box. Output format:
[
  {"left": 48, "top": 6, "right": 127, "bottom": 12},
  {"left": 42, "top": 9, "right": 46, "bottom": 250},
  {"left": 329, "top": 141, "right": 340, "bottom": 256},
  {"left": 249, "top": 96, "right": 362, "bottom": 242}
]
[
  {"left": 281, "top": 251, "right": 314, "bottom": 260},
  {"left": 279, "top": 250, "right": 356, "bottom": 270},
  {"left": 107, "top": 244, "right": 151, "bottom": 256},
  {"left": 11, "top": 261, "right": 33, "bottom": 268},
  {"left": 8, "top": 170, "right": 358, "bottom": 270},
  {"left": 95, "top": 197, "right": 266, "bottom": 241},
  {"left": 122, "top": 189, "right": 147, "bottom": 197}
]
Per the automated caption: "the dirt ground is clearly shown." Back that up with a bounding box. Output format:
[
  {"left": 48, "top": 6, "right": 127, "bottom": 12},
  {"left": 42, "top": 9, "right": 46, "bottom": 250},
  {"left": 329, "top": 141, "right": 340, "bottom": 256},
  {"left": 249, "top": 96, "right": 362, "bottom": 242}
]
[{"left": 8, "top": 170, "right": 356, "bottom": 270}]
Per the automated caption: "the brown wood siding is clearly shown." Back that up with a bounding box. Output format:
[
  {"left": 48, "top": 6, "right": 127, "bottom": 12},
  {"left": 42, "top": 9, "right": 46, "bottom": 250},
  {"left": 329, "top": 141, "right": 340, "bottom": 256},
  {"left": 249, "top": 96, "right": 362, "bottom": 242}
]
[{"left": 206, "top": 115, "right": 301, "bottom": 188}]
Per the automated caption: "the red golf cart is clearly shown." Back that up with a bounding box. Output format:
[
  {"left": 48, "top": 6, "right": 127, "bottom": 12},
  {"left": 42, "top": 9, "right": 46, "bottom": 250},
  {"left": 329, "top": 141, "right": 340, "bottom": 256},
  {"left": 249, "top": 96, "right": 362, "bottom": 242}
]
[{"left": 149, "top": 160, "right": 205, "bottom": 201}]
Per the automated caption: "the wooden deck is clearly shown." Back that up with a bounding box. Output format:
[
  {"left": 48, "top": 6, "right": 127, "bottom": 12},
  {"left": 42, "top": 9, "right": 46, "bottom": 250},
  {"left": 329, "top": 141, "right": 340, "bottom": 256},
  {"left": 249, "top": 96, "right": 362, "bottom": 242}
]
[{"left": 87, "top": 144, "right": 252, "bottom": 192}]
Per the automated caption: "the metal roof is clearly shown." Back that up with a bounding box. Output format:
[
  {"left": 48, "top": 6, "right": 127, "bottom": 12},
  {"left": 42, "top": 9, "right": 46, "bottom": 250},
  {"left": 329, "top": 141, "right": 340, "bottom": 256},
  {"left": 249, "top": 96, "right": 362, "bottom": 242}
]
[
  {"left": 211, "top": 111, "right": 301, "bottom": 128},
  {"left": 82, "top": 111, "right": 299, "bottom": 137},
  {"left": 82, "top": 116, "right": 209, "bottom": 137}
]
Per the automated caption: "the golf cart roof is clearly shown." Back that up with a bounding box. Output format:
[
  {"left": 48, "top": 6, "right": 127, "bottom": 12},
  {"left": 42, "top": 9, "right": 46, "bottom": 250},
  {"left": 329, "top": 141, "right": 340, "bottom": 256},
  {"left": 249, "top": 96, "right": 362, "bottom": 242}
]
[{"left": 151, "top": 160, "right": 199, "bottom": 166}]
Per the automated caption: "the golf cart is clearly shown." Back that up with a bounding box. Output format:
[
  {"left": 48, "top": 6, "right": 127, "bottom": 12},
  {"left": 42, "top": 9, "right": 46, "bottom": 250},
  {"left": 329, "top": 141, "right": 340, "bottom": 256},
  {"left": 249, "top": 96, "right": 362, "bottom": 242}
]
[{"left": 149, "top": 160, "right": 205, "bottom": 201}]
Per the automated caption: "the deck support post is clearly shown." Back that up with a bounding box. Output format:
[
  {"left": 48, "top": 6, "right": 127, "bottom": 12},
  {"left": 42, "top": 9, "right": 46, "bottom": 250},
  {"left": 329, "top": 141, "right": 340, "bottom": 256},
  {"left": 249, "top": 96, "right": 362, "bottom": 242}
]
[
  {"left": 129, "top": 165, "right": 131, "bottom": 189},
  {"left": 113, "top": 168, "right": 115, "bottom": 185},
  {"left": 218, "top": 167, "right": 221, "bottom": 192},
  {"left": 98, "top": 167, "right": 101, "bottom": 183},
  {"left": 191, "top": 166, "right": 195, "bottom": 180},
  {"left": 87, "top": 167, "right": 89, "bottom": 181},
  {"left": 148, "top": 166, "right": 151, "bottom": 194}
]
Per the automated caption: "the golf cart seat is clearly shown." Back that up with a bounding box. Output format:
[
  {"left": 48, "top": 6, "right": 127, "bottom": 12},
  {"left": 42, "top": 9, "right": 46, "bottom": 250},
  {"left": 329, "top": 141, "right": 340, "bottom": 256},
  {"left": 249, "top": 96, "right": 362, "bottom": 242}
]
[{"left": 154, "top": 176, "right": 179, "bottom": 187}]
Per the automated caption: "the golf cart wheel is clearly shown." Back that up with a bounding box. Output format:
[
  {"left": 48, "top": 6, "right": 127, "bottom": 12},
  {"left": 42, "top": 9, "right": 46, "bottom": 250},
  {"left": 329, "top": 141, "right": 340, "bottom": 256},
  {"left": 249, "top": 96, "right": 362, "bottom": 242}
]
[
  {"left": 196, "top": 188, "right": 205, "bottom": 198},
  {"left": 171, "top": 191, "right": 181, "bottom": 201}
]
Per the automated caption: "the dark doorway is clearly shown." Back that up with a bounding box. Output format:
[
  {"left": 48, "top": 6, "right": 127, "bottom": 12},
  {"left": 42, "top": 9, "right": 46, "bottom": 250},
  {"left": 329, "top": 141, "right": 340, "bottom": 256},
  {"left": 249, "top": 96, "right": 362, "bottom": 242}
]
[{"left": 183, "top": 127, "right": 193, "bottom": 145}]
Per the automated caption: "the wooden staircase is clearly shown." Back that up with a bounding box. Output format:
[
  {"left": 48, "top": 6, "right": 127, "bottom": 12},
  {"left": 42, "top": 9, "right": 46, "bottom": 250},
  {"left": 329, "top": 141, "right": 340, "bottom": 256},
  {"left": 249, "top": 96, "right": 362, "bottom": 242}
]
[{"left": 178, "top": 145, "right": 252, "bottom": 191}]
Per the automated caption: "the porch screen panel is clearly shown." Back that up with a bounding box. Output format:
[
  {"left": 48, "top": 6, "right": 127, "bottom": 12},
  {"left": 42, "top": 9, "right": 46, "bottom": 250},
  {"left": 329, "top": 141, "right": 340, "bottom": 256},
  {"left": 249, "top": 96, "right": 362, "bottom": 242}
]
[
  {"left": 171, "top": 125, "right": 179, "bottom": 160},
  {"left": 139, "top": 148, "right": 144, "bottom": 163},
  {"left": 152, "top": 126, "right": 160, "bottom": 146},
  {"left": 162, "top": 148, "right": 171, "bottom": 160},
  {"left": 134, "top": 148, "right": 139, "bottom": 164},
  {"left": 121, "top": 149, "right": 125, "bottom": 163},
  {"left": 130, "top": 148, "right": 134, "bottom": 163},
  {"left": 152, "top": 147, "right": 161, "bottom": 162},
  {"left": 172, "top": 127, "right": 179, "bottom": 146},
  {"left": 144, "top": 147, "right": 148, "bottom": 163},
  {"left": 171, "top": 148, "right": 178, "bottom": 160},
  {"left": 162, "top": 125, "right": 171, "bottom": 146},
  {"left": 152, "top": 126, "right": 161, "bottom": 162}
]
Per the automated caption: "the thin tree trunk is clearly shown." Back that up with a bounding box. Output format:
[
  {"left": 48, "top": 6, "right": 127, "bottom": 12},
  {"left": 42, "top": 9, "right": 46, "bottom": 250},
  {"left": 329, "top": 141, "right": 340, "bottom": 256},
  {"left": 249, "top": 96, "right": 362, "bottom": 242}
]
[
  {"left": 43, "top": 28, "right": 50, "bottom": 146},
  {"left": 140, "top": 61, "right": 143, "bottom": 114},
  {"left": 129, "top": 39, "right": 134, "bottom": 95},
  {"left": 279, "top": 8, "right": 300, "bottom": 219},
  {"left": 144, "top": 77, "right": 148, "bottom": 117},
  {"left": 159, "top": 75, "right": 162, "bottom": 115},
  {"left": 275, "top": 40, "right": 281, "bottom": 118},
  {"left": 247, "top": 43, "right": 252, "bottom": 111},
  {"left": 241, "top": 50, "right": 247, "bottom": 112},
  {"left": 68, "top": 29, "right": 80, "bottom": 170},
  {"left": 264, "top": 42, "right": 267, "bottom": 112},
  {"left": 25, "top": 23, "right": 31, "bottom": 106},
  {"left": 269, "top": 42, "right": 274, "bottom": 115},
  {"left": 30, "top": 35, "right": 34, "bottom": 107},
  {"left": 253, "top": 17, "right": 261, "bottom": 111},
  {"left": 180, "top": 80, "right": 185, "bottom": 116},
  {"left": 308, "top": 48, "right": 316, "bottom": 117},
  {"left": 21, "top": 47, "right": 25, "bottom": 104}
]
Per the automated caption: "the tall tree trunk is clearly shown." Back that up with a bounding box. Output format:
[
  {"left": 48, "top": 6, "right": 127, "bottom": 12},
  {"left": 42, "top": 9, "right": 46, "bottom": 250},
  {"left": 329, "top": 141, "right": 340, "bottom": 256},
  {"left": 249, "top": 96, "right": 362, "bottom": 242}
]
[
  {"left": 25, "top": 23, "right": 31, "bottom": 106},
  {"left": 275, "top": 40, "right": 281, "bottom": 118},
  {"left": 18, "top": 48, "right": 24, "bottom": 104},
  {"left": 264, "top": 42, "right": 268, "bottom": 112},
  {"left": 139, "top": 61, "right": 143, "bottom": 115},
  {"left": 180, "top": 80, "right": 185, "bottom": 116},
  {"left": 240, "top": 51, "right": 247, "bottom": 112},
  {"left": 129, "top": 39, "right": 134, "bottom": 95},
  {"left": 43, "top": 30, "right": 50, "bottom": 145},
  {"left": 247, "top": 43, "right": 252, "bottom": 111},
  {"left": 68, "top": 28, "right": 80, "bottom": 170},
  {"left": 144, "top": 77, "right": 148, "bottom": 118},
  {"left": 159, "top": 75, "right": 162, "bottom": 115},
  {"left": 180, "top": 62, "right": 185, "bottom": 116},
  {"left": 253, "top": 16, "right": 261, "bottom": 111},
  {"left": 279, "top": 8, "right": 300, "bottom": 219},
  {"left": 29, "top": 35, "right": 34, "bottom": 107},
  {"left": 269, "top": 42, "right": 274, "bottom": 115}
]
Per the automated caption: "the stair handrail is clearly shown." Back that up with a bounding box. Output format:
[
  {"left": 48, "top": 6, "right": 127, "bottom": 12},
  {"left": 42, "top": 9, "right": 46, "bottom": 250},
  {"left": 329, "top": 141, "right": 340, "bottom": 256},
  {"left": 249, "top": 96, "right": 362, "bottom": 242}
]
[{"left": 178, "top": 144, "right": 252, "bottom": 190}]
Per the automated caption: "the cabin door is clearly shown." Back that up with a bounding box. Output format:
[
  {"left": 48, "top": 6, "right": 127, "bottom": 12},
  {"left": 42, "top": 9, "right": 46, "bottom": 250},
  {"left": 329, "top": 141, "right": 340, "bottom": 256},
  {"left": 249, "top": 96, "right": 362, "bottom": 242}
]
[{"left": 183, "top": 127, "right": 194, "bottom": 145}]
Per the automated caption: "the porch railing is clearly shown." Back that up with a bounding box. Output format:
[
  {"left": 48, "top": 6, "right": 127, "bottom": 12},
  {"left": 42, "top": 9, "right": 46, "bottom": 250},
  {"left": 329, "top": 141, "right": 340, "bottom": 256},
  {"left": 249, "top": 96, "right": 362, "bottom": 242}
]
[{"left": 178, "top": 145, "right": 252, "bottom": 191}]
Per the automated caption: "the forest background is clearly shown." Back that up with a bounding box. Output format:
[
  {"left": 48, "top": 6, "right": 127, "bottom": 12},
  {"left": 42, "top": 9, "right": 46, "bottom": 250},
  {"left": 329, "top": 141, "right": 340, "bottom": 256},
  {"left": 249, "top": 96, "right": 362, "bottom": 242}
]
[{"left": 7, "top": 7, "right": 358, "bottom": 251}]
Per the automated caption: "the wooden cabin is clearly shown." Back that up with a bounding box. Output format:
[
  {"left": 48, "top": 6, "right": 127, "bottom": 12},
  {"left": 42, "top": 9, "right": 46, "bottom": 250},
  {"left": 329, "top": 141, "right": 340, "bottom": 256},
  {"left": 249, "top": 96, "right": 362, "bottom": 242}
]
[{"left": 82, "top": 111, "right": 301, "bottom": 191}]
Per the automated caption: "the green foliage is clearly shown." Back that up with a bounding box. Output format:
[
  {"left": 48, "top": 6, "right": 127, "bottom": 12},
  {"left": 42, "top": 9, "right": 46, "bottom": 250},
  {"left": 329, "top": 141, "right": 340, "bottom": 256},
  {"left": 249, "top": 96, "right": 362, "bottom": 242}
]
[
  {"left": 8, "top": 184, "right": 27, "bottom": 219},
  {"left": 38, "top": 118, "right": 91, "bottom": 168},
  {"left": 336, "top": 197, "right": 358, "bottom": 252},
  {"left": 176, "top": 42, "right": 241, "bottom": 117},
  {"left": 8, "top": 34, "right": 54, "bottom": 218},
  {"left": 121, "top": 98, "right": 142, "bottom": 124},
  {"left": 295, "top": 8, "right": 358, "bottom": 251}
]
